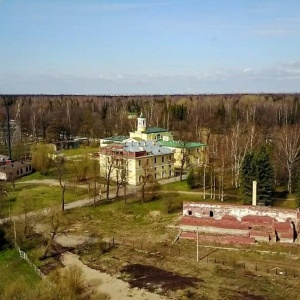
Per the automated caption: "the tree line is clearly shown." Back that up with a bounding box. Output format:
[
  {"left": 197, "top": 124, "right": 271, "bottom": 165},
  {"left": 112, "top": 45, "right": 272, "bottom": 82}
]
[{"left": 0, "top": 94, "right": 300, "bottom": 204}]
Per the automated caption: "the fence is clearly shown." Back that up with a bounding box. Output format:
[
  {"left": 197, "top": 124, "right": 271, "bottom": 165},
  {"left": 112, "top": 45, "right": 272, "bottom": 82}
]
[
  {"left": 104, "top": 237, "right": 299, "bottom": 279},
  {"left": 16, "top": 245, "right": 44, "bottom": 278}
]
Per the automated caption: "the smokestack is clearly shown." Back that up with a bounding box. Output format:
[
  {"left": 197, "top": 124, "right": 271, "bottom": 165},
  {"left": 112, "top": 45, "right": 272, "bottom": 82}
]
[{"left": 252, "top": 181, "right": 257, "bottom": 206}]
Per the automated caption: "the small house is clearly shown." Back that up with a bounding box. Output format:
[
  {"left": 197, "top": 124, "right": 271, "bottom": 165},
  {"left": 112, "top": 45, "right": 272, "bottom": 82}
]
[{"left": 0, "top": 161, "right": 33, "bottom": 181}]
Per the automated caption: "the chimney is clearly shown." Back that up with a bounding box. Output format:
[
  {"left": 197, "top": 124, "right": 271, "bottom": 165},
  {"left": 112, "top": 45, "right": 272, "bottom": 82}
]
[{"left": 252, "top": 181, "right": 257, "bottom": 206}]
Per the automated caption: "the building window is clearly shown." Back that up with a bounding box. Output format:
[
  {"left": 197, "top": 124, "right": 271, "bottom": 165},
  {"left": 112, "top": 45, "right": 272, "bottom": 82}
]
[
  {"left": 162, "top": 156, "right": 164, "bottom": 163},
  {"left": 154, "top": 173, "right": 157, "bottom": 179},
  {"left": 139, "top": 160, "right": 141, "bottom": 167},
  {"left": 154, "top": 157, "right": 157, "bottom": 164},
  {"left": 209, "top": 211, "right": 214, "bottom": 217},
  {"left": 188, "top": 210, "right": 192, "bottom": 216},
  {"left": 169, "top": 170, "right": 172, "bottom": 177}
]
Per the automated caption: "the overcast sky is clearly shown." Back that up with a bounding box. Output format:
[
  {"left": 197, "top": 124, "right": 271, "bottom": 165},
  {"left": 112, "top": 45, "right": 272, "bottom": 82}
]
[{"left": 1, "top": 0, "right": 300, "bottom": 94}]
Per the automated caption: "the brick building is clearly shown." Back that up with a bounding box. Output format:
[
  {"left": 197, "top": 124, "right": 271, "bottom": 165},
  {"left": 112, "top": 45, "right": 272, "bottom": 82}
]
[{"left": 180, "top": 202, "right": 299, "bottom": 244}]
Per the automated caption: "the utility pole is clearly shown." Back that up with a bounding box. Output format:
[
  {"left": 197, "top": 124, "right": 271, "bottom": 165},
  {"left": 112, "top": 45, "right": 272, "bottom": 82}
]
[{"left": 196, "top": 226, "right": 199, "bottom": 261}]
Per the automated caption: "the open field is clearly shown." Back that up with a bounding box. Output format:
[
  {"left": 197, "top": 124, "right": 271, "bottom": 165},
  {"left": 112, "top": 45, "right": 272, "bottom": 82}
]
[
  {"left": 62, "top": 146, "right": 99, "bottom": 157},
  {"left": 0, "top": 249, "right": 40, "bottom": 295},
  {"left": 1, "top": 176, "right": 300, "bottom": 299},
  {"left": 0, "top": 183, "right": 90, "bottom": 218},
  {"left": 56, "top": 193, "right": 300, "bottom": 299}
]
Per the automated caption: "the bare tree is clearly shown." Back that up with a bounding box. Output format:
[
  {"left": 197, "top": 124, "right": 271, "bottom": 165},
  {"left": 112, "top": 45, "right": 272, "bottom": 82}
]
[
  {"left": 177, "top": 141, "right": 190, "bottom": 182},
  {"left": 15, "top": 190, "right": 39, "bottom": 239},
  {"left": 102, "top": 155, "right": 115, "bottom": 200},
  {"left": 56, "top": 157, "right": 68, "bottom": 212},
  {"left": 41, "top": 207, "right": 64, "bottom": 259},
  {"left": 229, "top": 122, "right": 250, "bottom": 188},
  {"left": 276, "top": 124, "right": 300, "bottom": 193},
  {"left": 115, "top": 158, "right": 128, "bottom": 199},
  {"left": 141, "top": 160, "right": 154, "bottom": 202},
  {"left": 89, "top": 157, "right": 100, "bottom": 206}
]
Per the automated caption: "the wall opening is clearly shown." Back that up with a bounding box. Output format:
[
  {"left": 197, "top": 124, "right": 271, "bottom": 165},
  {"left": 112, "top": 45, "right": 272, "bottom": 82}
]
[
  {"left": 209, "top": 211, "right": 214, "bottom": 217},
  {"left": 188, "top": 210, "right": 192, "bottom": 216}
]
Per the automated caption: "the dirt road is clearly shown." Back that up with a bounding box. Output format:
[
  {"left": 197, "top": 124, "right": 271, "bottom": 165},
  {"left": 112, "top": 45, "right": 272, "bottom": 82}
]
[{"left": 61, "top": 252, "right": 165, "bottom": 300}]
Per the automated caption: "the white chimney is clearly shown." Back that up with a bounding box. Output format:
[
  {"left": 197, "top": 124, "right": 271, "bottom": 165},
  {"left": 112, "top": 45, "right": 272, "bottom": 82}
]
[{"left": 252, "top": 181, "right": 257, "bottom": 206}]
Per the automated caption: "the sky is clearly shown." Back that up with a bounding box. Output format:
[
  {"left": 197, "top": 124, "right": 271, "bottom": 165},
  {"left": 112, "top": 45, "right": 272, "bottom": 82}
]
[{"left": 1, "top": 0, "right": 300, "bottom": 95}]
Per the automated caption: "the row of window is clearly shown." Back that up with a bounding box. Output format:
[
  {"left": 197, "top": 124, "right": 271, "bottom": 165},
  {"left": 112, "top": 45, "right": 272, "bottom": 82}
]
[
  {"left": 138, "top": 170, "right": 172, "bottom": 182},
  {"left": 138, "top": 155, "right": 172, "bottom": 166},
  {"left": 16, "top": 166, "right": 32, "bottom": 176}
]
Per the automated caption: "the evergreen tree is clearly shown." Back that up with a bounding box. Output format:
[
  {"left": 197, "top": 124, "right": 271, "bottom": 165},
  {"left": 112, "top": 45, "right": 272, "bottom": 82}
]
[
  {"left": 256, "top": 146, "right": 274, "bottom": 206},
  {"left": 187, "top": 168, "right": 197, "bottom": 189},
  {"left": 296, "top": 172, "right": 300, "bottom": 208},
  {"left": 240, "top": 152, "right": 256, "bottom": 204}
]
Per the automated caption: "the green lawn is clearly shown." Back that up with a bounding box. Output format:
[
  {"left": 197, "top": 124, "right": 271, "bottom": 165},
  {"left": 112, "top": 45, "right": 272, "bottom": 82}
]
[
  {"left": 0, "top": 183, "right": 90, "bottom": 218},
  {"left": 0, "top": 249, "right": 40, "bottom": 294},
  {"left": 161, "top": 180, "right": 190, "bottom": 191},
  {"left": 62, "top": 146, "right": 99, "bottom": 157}
]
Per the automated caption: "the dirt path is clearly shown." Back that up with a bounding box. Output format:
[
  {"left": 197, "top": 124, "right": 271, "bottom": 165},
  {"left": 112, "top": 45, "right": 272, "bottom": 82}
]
[{"left": 61, "top": 252, "right": 165, "bottom": 300}]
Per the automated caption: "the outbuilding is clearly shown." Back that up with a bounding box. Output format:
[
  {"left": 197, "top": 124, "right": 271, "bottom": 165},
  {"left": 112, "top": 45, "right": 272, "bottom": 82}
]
[{"left": 0, "top": 161, "right": 33, "bottom": 181}]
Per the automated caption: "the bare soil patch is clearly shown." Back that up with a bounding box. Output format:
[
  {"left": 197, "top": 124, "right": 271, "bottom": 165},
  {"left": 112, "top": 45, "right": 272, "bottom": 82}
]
[
  {"left": 121, "top": 263, "right": 202, "bottom": 293},
  {"left": 61, "top": 252, "right": 165, "bottom": 300}
]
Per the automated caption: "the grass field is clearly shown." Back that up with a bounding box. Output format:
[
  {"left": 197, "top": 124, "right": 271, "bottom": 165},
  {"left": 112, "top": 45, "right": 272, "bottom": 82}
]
[
  {"left": 0, "top": 183, "right": 89, "bottom": 218},
  {"left": 0, "top": 249, "right": 40, "bottom": 295},
  {"left": 62, "top": 146, "right": 99, "bottom": 157},
  {"left": 61, "top": 192, "right": 300, "bottom": 300},
  {"left": 1, "top": 176, "right": 299, "bottom": 299}
]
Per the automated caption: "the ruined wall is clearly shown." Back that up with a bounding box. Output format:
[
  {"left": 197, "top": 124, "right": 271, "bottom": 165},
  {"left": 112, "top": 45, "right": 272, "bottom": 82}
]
[
  {"left": 183, "top": 202, "right": 298, "bottom": 224},
  {"left": 180, "top": 224, "right": 249, "bottom": 236}
]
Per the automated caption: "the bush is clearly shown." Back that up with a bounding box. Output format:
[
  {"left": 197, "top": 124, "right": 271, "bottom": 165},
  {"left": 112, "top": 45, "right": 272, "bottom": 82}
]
[
  {"left": 0, "top": 224, "right": 12, "bottom": 250},
  {"left": 164, "top": 193, "right": 182, "bottom": 213}
]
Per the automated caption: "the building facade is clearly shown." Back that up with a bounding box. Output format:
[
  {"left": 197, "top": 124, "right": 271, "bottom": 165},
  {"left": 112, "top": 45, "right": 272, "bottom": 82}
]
[
  {"left": 100, "top": 141, "right": 175, "bottom": 186},
  {"left": 0, "top": 161, "right": 33, "bottom": 181}
]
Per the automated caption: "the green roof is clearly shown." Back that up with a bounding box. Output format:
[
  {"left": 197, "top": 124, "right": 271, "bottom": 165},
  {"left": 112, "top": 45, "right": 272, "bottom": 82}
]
[
  {"left": 159, "top": 140, "right": 207, "bottom": 149},
  {"left": 143, "top": 127, "right": 169, "bottom": 134}
]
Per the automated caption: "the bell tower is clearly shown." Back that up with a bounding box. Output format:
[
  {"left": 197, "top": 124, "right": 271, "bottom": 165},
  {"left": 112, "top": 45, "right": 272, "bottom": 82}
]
[{"left": 137, "top": 112, "right": 146, "bottom": 132}]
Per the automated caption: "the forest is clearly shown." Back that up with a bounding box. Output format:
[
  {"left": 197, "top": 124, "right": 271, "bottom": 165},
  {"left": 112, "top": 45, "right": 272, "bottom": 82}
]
[{"left": 0, "top": 93, "right": 300, "bottom": 203}]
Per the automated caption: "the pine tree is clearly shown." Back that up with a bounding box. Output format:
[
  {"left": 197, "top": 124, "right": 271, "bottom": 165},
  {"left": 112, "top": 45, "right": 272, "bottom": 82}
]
[
  {"left": 256, "top": 146, "right": 274, "bottom": 206},
  {"left": 240, "top": 152, "right": 256, "bottom": 204}
]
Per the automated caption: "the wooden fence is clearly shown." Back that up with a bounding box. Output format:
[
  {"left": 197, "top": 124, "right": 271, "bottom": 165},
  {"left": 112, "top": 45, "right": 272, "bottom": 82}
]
[{"left": 16, "top": 245, "right": 44, "bottom": 278}]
